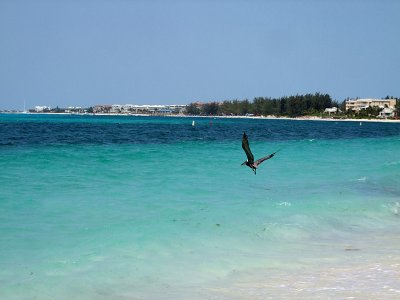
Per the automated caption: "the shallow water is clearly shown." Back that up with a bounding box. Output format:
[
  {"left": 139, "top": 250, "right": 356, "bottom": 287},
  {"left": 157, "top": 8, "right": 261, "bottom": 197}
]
[{"left": 1, "top": 114, "right": 400, "bottom": 299}]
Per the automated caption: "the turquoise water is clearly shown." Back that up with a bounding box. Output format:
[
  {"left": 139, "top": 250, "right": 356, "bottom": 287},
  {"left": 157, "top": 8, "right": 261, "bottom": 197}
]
[{"left": 1, "top": 114, "right": 400, "bottom": 299}]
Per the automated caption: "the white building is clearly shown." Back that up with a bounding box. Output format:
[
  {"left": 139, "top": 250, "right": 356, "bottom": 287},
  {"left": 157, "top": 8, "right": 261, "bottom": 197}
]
[
  {"left": 111, "top": 104, "right": 122, "bottom": 113},
  {"left": 324, "top": 107, "right": 338, "bottom": 115},
  {"left": 378, "top": 107, "right": 395, "bottom": 118},
  {"left": 345, "top": 98, "right": 396, "bottom": 112},
  {"left": 121, "top": 104, "right": 135, "bottom": 113},
  {"left": 34, "top": 106, "right": 51, "bottom": 112}
]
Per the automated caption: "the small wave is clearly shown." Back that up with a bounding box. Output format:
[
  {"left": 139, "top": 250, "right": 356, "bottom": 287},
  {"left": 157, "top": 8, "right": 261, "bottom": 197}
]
[
  {"left": 385, "top": 161, "right": 400, "bottom": 166},
  {"left": 276, "top": 201, "right": 292, "bottom": 207},
  {"left": 386, "top": 202, "right": 400, "bottom": 216},
  {"left": 356, "top": 177, "right": 367, "bottom": 181}
]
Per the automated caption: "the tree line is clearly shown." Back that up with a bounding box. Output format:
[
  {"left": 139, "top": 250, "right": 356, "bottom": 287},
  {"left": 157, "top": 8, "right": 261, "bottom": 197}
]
[
  {"left": 186, "top": 93, "right": 400, "bottom": 118},
  {"left": 185, "top": 93, "right": 339, "bottom": 117}
]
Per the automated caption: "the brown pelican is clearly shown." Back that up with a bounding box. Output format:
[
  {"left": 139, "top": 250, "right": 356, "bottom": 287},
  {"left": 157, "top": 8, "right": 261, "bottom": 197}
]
[{"left": 241, "top": 132, "right": 278, "bottom": 174}]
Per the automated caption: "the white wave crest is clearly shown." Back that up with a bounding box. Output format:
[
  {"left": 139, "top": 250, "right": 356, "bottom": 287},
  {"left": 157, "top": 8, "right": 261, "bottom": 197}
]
[
  {"left": 276, "top": 201, "right": 292, "bottom": 207},
  {"left": 356, "top": 177, "right": 367, "bottom": 181},
  {"left": 387, "top": 202, "right": 400, "bottom": 216}
]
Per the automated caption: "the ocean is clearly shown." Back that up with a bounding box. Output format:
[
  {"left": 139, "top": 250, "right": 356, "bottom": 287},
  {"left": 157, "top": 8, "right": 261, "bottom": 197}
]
[{"left": 1, "top": 114, "right": 400, "bottom": 299}]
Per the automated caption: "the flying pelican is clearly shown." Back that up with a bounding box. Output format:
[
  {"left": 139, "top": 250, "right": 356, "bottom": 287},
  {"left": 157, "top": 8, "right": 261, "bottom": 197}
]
[{"left": 241, "top": 132, "right": 278, "bottom": 174}]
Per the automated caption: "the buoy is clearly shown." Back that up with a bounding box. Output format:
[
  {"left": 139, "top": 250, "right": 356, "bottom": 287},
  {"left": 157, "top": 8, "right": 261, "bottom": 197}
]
[{"left": 192, "top": 120, "right": 195, "bottom": 127}]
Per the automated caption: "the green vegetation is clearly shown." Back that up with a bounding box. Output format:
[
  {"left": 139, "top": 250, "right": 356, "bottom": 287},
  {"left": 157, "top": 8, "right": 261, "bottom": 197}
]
[
  {"left": 187, "top": 93, "right": 400, "bottom": 119},
  {"left": 187, "top": 93, "right": 339, "bottom": 117}
]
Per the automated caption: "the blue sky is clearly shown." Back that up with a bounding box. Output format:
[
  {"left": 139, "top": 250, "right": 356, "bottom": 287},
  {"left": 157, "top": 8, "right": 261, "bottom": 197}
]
[{"left": 1, "top": 0, "right": 399, "bottom": 110}]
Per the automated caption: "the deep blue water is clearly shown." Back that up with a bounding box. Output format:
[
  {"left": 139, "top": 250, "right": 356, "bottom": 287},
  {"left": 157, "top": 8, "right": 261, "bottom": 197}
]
[{"left": 1, "top": 114, "right": 400, "bottom": 146}]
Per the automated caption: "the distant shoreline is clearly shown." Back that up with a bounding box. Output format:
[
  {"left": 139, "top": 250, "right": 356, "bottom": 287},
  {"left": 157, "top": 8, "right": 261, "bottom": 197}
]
[{"left": 2, "top": 111, "right": 400, "bottom": 123}]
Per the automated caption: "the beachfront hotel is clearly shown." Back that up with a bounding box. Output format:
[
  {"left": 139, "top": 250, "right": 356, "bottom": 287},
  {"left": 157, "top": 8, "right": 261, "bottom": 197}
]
[{"left": 345, "top": 98, "right": 396, "bottom": 112}]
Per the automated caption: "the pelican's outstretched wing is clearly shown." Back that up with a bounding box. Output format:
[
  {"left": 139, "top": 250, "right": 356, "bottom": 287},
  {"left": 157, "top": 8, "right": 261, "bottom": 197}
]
[
  {"left": 242, "top": 132, "right": 254, "bottom": 164},
  {"left": 253, "top": 151, "right": 278, "bottom": 168}
]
